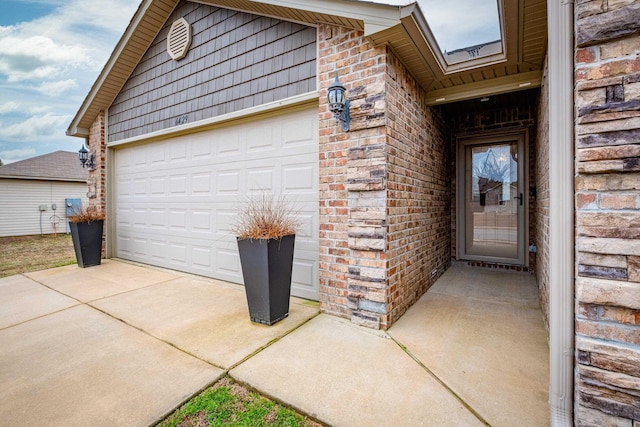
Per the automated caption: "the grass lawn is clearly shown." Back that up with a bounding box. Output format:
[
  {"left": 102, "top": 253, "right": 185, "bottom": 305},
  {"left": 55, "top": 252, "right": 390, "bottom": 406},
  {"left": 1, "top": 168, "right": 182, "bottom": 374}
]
[
  {"left": 0, "top": 234, "right": 77, "bottom": 278},
  {"left": 159, "top": 376, "right": 322, "bottom": 427}
]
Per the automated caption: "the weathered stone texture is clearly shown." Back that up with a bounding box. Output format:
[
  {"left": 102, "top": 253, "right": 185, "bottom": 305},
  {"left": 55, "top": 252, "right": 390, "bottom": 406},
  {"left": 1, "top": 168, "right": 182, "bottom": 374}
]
[
  {"left": 575, "top": 6, "right": 640, "bottom": 423},
  {"left": 576, "top": 3, "right": 640, "bottom": 47}
]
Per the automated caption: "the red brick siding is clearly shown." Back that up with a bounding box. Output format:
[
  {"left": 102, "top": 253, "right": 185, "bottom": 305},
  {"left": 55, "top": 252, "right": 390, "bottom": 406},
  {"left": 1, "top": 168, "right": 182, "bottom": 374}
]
[
  {"left": 317, "top": 24, "right": 389, "bottom": 328},
  {"left": 535, "top": 58, "right": 550, "bottom": 334},
  {"left": 385, "top": 52, "right": 451, "bottom": 325}
]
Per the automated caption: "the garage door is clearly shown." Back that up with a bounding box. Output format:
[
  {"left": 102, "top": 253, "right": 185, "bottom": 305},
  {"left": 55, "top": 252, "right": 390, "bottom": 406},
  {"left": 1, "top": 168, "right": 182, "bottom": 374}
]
[{"left": 113, "top": 107, "right": 319, "bottom": 300}]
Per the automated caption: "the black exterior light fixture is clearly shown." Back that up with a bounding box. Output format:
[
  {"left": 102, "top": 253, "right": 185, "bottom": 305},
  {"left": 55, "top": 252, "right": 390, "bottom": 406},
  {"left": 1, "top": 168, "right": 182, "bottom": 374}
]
[
  {"left": 327, "top": 73, "right": 350, "bottom": 132},
  {"left": 78, "top": 143, "right": 96, "bottom": 171}
]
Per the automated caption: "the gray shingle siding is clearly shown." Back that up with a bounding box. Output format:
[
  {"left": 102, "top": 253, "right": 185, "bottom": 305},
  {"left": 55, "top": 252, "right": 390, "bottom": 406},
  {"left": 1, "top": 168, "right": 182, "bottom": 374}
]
[{"left": 108, "top": 1, "right": 317, "bottom": 142}]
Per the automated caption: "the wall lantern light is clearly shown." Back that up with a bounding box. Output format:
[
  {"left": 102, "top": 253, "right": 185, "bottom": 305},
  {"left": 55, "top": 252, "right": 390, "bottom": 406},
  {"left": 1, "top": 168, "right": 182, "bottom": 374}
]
[
  {"left": 327, "top": 74, "right": 350, "bottom": 132},
  {"left": 78, "top": 143, "right": 96, "bottom": 171}
]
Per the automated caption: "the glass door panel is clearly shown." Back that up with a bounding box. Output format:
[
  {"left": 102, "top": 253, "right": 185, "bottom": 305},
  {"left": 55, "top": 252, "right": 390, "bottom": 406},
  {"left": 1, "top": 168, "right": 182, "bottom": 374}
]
[{"left": 459, "top": 134, "right": 525, "bottom": 264}]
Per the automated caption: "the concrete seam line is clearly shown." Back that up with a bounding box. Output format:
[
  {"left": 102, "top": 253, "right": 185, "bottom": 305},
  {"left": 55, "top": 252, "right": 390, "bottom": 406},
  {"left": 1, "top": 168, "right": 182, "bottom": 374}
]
[
  {"left": 150, "top": 371, "right": 227, "bottom": 427},
  {"left": 86, "top": 302, "right": 226, "bottom": 371},
  {"left": 226, "top": 310, "right": 322, "bottom": 371},
  {"left": 227, "top": 374, "right": 330, "bottom": 427},
  {"left": 388, "top": 334, "right": 492, "bottom": 427}
]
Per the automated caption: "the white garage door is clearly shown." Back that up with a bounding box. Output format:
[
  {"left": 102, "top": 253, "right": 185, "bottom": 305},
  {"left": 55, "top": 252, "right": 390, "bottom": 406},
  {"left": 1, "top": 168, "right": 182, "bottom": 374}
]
[{"left": 113, "top": 107, "right": 319, "bottom": 300}]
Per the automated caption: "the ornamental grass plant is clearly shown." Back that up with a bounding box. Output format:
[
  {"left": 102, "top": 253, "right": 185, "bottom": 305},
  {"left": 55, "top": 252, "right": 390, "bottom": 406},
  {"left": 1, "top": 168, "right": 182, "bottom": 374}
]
[
  {"left": 68, "top": 205, "right": 105, "bottom": 223},
  {"left": 232, "top": 193, "right": 301, "bottom": 240}
]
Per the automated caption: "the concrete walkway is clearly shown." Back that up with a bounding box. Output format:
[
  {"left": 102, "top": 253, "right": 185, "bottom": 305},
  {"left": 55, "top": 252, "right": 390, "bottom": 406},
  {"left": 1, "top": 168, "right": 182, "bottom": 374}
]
[{"left": 0, "top": 260, "right": 549, "bottom": 426}]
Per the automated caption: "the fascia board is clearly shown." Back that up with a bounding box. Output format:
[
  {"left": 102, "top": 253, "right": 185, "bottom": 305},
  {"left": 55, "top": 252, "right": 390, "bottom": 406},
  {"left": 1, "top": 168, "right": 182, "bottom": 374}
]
[
  {"left": 254, "top": 0, "right": 402, "bottom": 34},
  {"left": 425, "top": 70, "right": 542, "bottom": 105},
  {"left": 65, "top": 0, "right": 165, "bottom": 138}
]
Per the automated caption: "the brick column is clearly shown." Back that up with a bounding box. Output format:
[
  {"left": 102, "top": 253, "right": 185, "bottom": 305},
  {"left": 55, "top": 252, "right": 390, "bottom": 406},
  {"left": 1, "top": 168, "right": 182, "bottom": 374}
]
[
  {"left": 318, "top": 24, "right": 389, "bottom": 328},
  {"left": 87, "top": 111, "right": 106, "bottom": 213}
]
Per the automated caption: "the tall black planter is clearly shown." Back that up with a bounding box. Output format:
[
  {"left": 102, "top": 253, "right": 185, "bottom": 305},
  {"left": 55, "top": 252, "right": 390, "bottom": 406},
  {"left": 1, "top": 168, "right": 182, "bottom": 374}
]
[
  {"left": 69, "top": 220, "right": 104, "bottom": 268},
  {"left": 237, "top": 234, "right": 295, "bottom": 325}
]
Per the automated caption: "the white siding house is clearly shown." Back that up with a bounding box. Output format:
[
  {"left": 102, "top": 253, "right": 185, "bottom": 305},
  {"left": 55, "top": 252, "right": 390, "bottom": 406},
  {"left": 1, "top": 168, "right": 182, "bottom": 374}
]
[{"left": 0, "top": 151, "right": 88, "bottom": 237}]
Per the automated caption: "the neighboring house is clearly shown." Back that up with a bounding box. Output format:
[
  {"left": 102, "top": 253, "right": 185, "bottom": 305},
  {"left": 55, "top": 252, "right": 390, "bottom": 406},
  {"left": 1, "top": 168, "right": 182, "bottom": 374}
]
[
  {"left": 66, "top": 0, "right": 640, "bottom": 424},
  {"left": 0, "top": 151, "right": 88, "bottom": 237}
]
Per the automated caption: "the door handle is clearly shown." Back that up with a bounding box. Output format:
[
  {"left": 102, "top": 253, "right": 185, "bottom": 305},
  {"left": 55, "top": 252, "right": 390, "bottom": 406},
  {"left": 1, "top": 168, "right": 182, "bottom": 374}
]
[{"left": 515, "top": 193, "right": 523, "bottom": 206}]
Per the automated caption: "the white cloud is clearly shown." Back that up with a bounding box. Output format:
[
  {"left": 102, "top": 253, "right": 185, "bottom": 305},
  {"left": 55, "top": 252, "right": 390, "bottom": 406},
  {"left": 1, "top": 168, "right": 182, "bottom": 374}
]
[
  {"left": 0, "top": 0, "right": 135, "bottom": 162},
  {"left": 37, "top": 79, "right": 78, "bottom": 96},
  {"left": 0, "top": 148, "right": 37, "bottom": 163},
  {"left": 418, "top": 0, "right": 501, "bottom": 52},
  {"left": 0, "top": 101, "right": 18, "bottom": 114},
  {"left": 0, "top": 112, "right": 71, "bottom": 140}
]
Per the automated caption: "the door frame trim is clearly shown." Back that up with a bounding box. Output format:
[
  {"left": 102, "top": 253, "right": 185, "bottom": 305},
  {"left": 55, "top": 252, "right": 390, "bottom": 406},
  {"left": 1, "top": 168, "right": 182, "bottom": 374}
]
[{"left": 456, "top": 130, "right": 529, "bottom": 266}]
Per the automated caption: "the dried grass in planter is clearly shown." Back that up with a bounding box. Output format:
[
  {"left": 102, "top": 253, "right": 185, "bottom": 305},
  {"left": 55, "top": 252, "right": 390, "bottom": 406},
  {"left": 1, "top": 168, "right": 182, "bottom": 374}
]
[
  {"left": 68, "top": 206, "right": 105, "bottom": 223},
  {"left": 232, "top": 193, "right": 301, "bottom": 240}
]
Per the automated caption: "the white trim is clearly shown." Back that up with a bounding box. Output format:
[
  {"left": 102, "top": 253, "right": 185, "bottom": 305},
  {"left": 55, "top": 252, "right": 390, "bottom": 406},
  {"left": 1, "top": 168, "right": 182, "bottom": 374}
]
[
  {"left": 104, "top": 107, "right": 114, "bottom": 259},
  {"left": 107, "top": 92, "right": 319, "bottom": 148},
  {"left": 426, "top": 71, "right": 542, "bottom": 105},
  {"left": 258, "top": 0, "right": 402, "bottom": 34},
  {"left": 547, "top": 0, "right": 575, "bottom": 425}
]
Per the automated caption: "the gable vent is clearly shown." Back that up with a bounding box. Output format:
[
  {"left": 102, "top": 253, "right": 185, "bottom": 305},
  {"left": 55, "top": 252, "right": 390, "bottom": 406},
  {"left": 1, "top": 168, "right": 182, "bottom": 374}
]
[{"left": 167, "top": 18, "right": 191, "bottom": 61}]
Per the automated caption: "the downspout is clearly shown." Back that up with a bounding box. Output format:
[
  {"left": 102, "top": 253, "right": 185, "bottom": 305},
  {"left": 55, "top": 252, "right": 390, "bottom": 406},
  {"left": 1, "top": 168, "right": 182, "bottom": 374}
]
[{"left": 547, "top": 0, "right": 575, "bottom": 425}]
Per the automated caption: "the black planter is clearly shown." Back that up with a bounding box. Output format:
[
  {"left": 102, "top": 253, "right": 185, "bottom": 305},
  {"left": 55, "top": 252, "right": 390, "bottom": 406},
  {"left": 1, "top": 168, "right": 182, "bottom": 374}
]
[
  {"left": 237, "top": 234, "right": 295, "bottom": 325},
  {"left": 69, "top": 220, "right": 104, "bottom": 268}
]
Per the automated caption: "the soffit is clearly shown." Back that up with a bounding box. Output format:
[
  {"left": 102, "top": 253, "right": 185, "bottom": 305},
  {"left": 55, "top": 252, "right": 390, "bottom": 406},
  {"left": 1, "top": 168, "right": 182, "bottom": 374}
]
[{"left": 372, "top": 0, "right": 547, "bottom": 105}]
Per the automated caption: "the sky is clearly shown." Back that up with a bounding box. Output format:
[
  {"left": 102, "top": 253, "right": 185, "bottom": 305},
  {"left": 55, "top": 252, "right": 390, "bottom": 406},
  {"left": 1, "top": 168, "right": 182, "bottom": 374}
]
[
  {"left": 0, "top": 0, "right": 137, "bottom": 164},
  {"left": 0, "top": 0, "right": 500, "bottom": 165}
]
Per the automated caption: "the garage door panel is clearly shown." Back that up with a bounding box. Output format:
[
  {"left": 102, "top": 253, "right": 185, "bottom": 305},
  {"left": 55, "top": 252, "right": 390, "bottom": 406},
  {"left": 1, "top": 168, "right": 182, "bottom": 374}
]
[{"left": 115, "top": 107, "right": 319, "bottom": 300}]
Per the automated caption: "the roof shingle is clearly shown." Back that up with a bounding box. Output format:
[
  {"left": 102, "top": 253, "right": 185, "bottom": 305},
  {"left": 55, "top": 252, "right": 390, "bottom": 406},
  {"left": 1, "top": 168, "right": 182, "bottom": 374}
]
[{"left": 0, "top": 151, "right": 88, "bottom": 182}]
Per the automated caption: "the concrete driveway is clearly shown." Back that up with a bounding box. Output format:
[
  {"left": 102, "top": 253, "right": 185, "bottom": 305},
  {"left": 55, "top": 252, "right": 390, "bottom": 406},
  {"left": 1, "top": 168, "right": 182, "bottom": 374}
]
[{"left": 0, "top": 260, "right": 549, "bottom": 426}]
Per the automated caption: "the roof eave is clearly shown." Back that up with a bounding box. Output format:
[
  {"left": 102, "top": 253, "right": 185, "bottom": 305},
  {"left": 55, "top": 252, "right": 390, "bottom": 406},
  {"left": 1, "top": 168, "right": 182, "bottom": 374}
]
[{"left": 66, "top": 0, "right": 178, "bottom": 138}]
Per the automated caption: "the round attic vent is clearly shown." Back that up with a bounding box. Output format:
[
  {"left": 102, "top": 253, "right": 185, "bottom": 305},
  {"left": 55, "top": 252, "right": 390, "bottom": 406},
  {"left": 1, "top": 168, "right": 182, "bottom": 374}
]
[{"left": 167, "top": 18, "right": 191, "bottom": 61}]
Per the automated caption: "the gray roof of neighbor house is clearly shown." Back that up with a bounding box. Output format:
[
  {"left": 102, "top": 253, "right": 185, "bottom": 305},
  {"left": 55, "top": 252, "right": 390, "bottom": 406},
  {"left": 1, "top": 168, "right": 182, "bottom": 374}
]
[
  {"left": 66, "top": 0, "right": 547, "bottom": 137},
  {"left": 0, "top": 151, "right": 88, "bottom": 182}
]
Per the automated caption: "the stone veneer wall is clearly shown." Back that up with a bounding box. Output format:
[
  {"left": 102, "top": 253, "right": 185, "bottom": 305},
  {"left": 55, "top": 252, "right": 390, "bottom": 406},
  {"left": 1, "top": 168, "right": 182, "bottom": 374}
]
[
  {"left": 317, "top": 24, "right": 451, "bottom": 329},
  {"left": 535, "top": 58, "right": 550, "bottom": 333},
  {"left": 385, "top": 52, "right": 450, "bottom": 325},
  {"left": 574, "top": 0, "right": 640, "bottom": 424}
]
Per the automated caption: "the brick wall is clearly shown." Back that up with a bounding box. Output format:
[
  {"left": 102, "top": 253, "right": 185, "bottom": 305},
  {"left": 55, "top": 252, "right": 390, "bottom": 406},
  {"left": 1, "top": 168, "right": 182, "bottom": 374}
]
[
  {"left": 574, "top": 0, "right": 640, "bottom": 424},
  {"left": 535, "top": 58, "right": 550, "bottom": 333},
  {"left": 385, "top": 52, "right": 451, "bottom": 325},
  {"left": 87, "top": 111, "right": 106, "bottom": 213},
  {"left": 87, "top": 111, "right": 107, "bottom": 255},
  {"left": 317, "top": 24, "right": 451, "bottom": 329},
  {"left": 317, "top": 24, "right": 389, "bottom": 328}
]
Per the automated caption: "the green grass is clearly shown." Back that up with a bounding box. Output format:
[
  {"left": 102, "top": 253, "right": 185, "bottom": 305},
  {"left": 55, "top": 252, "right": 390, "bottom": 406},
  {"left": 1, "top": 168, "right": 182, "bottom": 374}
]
[{"left": 159, "top": 377, "right": 321, "bottom": 427}]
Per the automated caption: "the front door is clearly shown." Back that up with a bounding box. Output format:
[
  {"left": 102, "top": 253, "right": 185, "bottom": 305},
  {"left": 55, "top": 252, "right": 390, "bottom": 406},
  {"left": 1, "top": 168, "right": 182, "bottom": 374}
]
[{"left": 458, "top": 133, "right": 526, "bottom": 265}]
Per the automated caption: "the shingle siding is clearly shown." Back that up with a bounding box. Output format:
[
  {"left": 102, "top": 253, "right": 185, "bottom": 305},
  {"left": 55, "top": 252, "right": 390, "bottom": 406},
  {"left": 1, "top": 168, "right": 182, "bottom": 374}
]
[{"left": 108, "top": 1, "right": 317, "bottom": 142}]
